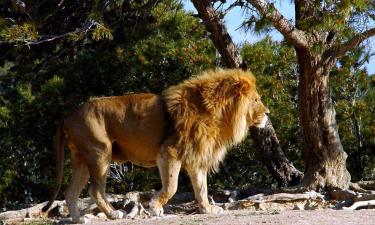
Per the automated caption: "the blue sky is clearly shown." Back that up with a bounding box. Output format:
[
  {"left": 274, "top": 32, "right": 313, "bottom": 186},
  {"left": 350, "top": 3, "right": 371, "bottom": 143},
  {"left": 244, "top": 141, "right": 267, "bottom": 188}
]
[{"left": 183, "top": 1, "right": 375, "bottom": 75}]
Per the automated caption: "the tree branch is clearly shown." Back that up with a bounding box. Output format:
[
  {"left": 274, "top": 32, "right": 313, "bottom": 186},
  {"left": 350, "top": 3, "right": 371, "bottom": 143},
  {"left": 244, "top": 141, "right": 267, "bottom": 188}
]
[
  {"left": 333, "top": 28, "right": 375, "bottom": 57},
  {"left": 190, "top": 0, "right": 247, "bottom": 69},
  {"left": 245, "top": 0, "right": 309, "bottom": 49},
  {"left": 0, "top": 20, "right": 97, "bottom": 46}
]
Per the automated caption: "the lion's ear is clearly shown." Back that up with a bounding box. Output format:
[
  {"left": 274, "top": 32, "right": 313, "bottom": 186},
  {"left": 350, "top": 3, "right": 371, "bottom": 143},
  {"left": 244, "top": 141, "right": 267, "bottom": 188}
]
[
  {"left": 232, "top": 80, "right": 251, "bottom": 97},
  {"left": 239, "top": 81, "right": 250, "bottom": 94}
]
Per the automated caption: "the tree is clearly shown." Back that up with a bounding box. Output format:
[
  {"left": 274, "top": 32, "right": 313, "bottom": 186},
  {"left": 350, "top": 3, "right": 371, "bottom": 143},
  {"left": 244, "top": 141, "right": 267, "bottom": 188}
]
[
  {"left": 208, "top": 37, "right": 306, "bottom": 189},
  {"left": 191, "top": 0, "right": 303, "bottom": 187},
  {"left": 242, "top": 0, "right": 375, "bottom": 190},
  {"left": 1, "top": 0, "right": 374, "bottom": 211}
]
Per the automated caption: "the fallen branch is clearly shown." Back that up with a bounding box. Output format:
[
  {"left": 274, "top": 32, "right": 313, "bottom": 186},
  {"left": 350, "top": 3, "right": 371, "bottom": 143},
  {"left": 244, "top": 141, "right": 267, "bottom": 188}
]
[
  {"left": 220, "top": 191, "right": 326, "bottom": 211},
  {"left": 329, "top": 189, "right": 357, "bottom": 201},
  {"left": 356, "top": 181, "right": 375, "bottom": 190},
  {"left": 354, "top": 193, "right": 375, "bottom": 202},
  {"left": 213, "top": 188, "right": 274, "bottom": 202},
  {"left": 349, "top": 182, "right": 371, "bottom": 193},
  {"left": 246, "top": 192, "right": 324, "bottom": 202},
  {"left": 329, "top": 189, "right": 375, "bottom": 209},
  {"left": 0, "top": 200, "right": 65, "bottom": 221},
  {"left": 343, "top": 200, "right": 375, "bottom": 210}
]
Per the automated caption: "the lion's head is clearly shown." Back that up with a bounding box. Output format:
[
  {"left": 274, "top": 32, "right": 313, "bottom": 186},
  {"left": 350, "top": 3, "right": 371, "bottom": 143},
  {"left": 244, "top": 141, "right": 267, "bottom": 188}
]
[
  {"left": 245, "top": 90, "right": 269, "bottom": 129},
  {"left": 163, "top": 69, "right": 269, "bottom": 171}
]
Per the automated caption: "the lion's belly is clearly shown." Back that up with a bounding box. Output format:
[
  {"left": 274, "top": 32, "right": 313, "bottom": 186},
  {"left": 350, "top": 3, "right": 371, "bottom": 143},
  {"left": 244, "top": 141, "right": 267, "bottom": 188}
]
[
  {"left": 111, "top": 122, "right": 166, "bottom": 168},
  {"left": 107, "top": 93, "right": 171, "bottom": 168},
  {"left": 112, "top": 141, "right": 159, "bottom": 167}
]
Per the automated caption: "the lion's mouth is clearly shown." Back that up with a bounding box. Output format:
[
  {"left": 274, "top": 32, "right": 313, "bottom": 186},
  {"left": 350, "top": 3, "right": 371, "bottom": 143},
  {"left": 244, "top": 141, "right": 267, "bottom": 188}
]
[{"left": 254, "top": 116, "right": 268, "bottom": 128}]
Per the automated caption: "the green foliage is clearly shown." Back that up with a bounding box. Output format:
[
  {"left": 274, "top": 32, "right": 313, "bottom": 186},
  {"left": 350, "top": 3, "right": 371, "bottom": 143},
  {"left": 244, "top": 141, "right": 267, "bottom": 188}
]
[
  {"left": 17, "top": 84, "right": 35, "bottom": 103},
  {"left": 212, "top": 38, "right": 374, "bottom": 189},
  {"left": 330, "top": 48, "right": 375, "bottom": 180},
  {"left": 294, "top": 0, "right": 374, "bottom": 33},
  {"left": 0, "top": 106, "right": 10, "bottom": 128},
  {"left": 92, "top": 23, "right": 113, "bottom": 41},
  {"left": 40, "top": 76, "right": 64, "bottom": 95},
  {"left": 0, "top": 23, "right": 38, "bottom": 44},
  {"left": 242, "top": 38, "right": 300, "bottom": 156},
  {"left": 0, "top": 0, "right": 215, "bottom": 209},
  {"left": 0, "top": 0, "right": 374, "bottom": 211}
]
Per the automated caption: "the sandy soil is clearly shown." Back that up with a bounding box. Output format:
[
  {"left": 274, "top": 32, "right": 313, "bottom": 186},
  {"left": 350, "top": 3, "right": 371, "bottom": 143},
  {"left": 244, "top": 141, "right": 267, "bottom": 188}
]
[{"left": 87, "top": 209, "right": 375, "bottom": 225}]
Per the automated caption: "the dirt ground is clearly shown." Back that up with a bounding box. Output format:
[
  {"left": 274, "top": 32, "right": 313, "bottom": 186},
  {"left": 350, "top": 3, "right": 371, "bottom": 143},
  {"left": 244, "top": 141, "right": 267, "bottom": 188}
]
[{"left": 87, "top": 209, "right": 375, "bottom": 225}]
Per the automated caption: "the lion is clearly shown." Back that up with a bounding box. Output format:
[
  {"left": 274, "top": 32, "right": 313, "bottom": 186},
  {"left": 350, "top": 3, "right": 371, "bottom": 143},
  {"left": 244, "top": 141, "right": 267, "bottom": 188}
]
[{"left": 42, "top": 69, "right": 269, "bottom": 223}]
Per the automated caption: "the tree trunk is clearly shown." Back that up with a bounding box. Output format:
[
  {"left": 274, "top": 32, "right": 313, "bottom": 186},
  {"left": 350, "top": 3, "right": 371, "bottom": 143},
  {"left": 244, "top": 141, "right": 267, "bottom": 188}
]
[
  {"left": 250, "top": 120, "right": 303, "bottom": 187},
  {"left": 191, "top": 0, "right": 303, "bottom": 187},
  {"left": 297, "top": 50, "right": 351, "bottom": 190},
  {"left": 190, "top": 0, "right": 246, "bottom": 70}
]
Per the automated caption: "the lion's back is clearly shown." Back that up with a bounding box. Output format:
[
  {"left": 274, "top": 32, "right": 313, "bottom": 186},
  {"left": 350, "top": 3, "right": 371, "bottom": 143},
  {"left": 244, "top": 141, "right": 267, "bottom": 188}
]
[{"left": 63, "top": 93, "right": 172, "bottom": 164}]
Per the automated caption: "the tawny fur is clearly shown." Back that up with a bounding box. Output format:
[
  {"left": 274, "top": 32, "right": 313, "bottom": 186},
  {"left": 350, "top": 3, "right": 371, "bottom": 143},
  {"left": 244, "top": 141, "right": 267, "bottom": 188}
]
[
  {"left": 163, "top": 69, "right": 266, "bottom": 171},
  {"left": 43, "top": 68, "right": 269, "bottom": 222}
]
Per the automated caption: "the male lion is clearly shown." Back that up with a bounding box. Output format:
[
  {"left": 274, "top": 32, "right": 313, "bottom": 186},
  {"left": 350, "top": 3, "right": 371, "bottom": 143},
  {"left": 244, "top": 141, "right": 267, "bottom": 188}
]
[{"left": 42, "top": 69, "right": 269, "bottom": 223}]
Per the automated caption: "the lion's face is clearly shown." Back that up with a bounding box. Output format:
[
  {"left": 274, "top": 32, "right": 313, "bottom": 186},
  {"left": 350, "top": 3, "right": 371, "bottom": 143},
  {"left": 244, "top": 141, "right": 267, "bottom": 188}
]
[{"left": 246, "top": 92, "right": 269, "bottom": 128}]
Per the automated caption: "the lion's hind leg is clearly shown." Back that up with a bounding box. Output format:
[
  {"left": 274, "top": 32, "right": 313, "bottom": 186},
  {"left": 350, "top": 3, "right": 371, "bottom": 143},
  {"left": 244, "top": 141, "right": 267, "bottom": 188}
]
[
  {"left": 86, "top": 143, "right": 126, "bottom": 220},
  {"left": 65, "top": 144, "right": 90, "bottom": 224},
  {"left": 149, "top": 144, "right": 182, "bottom": 216}
]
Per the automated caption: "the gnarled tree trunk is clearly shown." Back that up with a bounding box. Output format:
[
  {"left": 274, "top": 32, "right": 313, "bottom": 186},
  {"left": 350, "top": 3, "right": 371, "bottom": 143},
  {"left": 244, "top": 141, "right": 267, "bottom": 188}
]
[
  {"left": 239, "top": 0, "right": 375, "bottom": 191},
  {"left": 191, "top": 0, "right": 303, "bottom": 187},
  {"left": 296, "top": 50, "right": 351, "bottom": 190},
  {"left": 250, "top": 120, "right": 303, "bottom": 187}
]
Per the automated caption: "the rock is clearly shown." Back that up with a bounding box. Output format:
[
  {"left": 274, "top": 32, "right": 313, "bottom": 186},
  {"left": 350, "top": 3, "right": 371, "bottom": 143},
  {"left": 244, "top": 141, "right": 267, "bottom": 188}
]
[{"left": 97, "top": 212, "right": 107, "bottom": 219}]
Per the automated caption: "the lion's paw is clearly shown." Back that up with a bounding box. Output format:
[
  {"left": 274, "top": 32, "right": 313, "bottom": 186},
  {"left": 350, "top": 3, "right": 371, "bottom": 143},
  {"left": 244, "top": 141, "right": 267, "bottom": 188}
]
[
  {"left": 109, "top": 209, "right": 127, "bottom": 219},
  {"left": 148, "top": 200, "right": 164, "bottom": 217},
  {"left": 71, "top": 216, "right": 91, "bottom": 224},
  {"left": 200, "top": 205, "right": 224, "bottom": 214}
]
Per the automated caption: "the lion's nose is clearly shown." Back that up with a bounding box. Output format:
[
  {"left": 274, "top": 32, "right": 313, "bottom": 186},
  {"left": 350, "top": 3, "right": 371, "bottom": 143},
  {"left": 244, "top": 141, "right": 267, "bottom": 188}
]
[{"left": 265, "top": 109, "right": 270, "bottom": 115}]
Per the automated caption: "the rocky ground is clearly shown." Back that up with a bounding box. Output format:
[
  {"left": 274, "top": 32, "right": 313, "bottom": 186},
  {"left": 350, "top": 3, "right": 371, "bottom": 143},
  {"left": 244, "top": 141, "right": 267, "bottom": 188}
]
[
  {"left": 1, "top": 190, "right": 374, "bottom": 225},
  {"left": 89, "top": 209, "right": 375, "bottom": 225},
  {"left": 5, "top": 209, "right": 375, "bottom": 225}
]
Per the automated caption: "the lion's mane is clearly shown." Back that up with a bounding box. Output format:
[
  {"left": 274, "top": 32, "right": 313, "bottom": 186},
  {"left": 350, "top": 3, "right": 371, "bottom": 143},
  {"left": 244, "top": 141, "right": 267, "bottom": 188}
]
[{"left": 163, "top": 69, "right": 257, "bottom": 171}]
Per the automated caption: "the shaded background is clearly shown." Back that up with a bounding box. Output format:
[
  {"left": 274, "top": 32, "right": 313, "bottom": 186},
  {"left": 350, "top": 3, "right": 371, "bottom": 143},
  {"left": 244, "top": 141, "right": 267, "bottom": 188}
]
[{"left": 0, "top": 0, "right": 374, "bottom": 211}]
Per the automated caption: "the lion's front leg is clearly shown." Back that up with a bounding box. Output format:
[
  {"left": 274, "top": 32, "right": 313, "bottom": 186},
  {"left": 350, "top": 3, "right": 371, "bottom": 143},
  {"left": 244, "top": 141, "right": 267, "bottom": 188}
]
[
  {"left": 187, "top": 168, "right": 224, "bottom": 214},
  {"left": 149, "top": 148, "right": 181, "bottom": 216}
]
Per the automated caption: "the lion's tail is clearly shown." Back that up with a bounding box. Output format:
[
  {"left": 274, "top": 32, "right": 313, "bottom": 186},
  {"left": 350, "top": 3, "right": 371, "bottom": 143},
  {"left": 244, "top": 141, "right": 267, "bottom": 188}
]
[{"left": 42, "top": 122, "right": 66, "bottom": 212}]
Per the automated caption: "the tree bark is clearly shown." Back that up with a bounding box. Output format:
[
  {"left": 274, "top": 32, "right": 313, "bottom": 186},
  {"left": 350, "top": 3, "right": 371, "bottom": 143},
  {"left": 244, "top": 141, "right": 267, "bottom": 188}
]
[
  {"left": 296, "top": 49, "right": 351, "bottom": 190},
  {"left": 191, "top": 0, "right": 246, "bottom": 70},
  {"left": 245, "top": 0, "right": 375, "bottom": 191},
  {"left": 250, "top": 120, "right": 303, "bottom": 187},
  {"left": 191, "top": 0, "right": 303, "bottom": 187}
]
